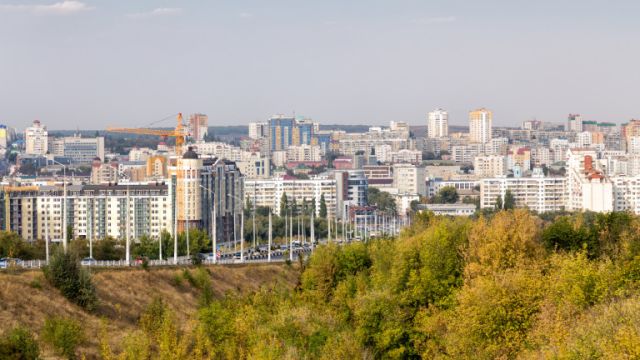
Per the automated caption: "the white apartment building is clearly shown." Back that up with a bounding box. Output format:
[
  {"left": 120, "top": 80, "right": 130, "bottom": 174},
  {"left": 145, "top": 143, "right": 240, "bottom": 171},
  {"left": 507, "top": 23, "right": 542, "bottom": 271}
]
[
  {"left": 451, "top": 143, "right": 485, "bottom": 163},
  {"left": 427, "top": 109, "right": 448, "bottom": 138},
  {"left": 129, "top": 147, "right": 155, "bottom": 162},
  {"left": 192, "top": 142, "right": 253, "bottom": 162},
  {"left": 244, "top": 177, "right": 337, "bottom": 217},
  {"left": 5, "top": 183, "right": 173, "bottom": 241},
  {"left": 25, "top": 120, "right": 48, "bottom": 155},
  {"left": 486, "top": 137, "right": 509, "bottom": 155},
  {"left": 565, "top": 151, "right": 613, "bottom": 213},
  {"left": 469, "top": 108, "right": 492, "bottom": 144},
  {"left": 286, "top": 144, "right": 322, "bottom": 162},
  {"left": 480, "top": 173, "right": 566, "bottom": 212},
  {"left": 248, "top": 122, "right": 268, "bottom": 139},
  {"left": 390, "top": 149, "right": 422, "bottom": 164},
  {"left": 612, "top": 176, "right": 640, "bottom": 214},
  {"left": 393, "top": 164, "right": 427, "bottom": 196},
  {"left": 474, "top": 155, "right": 507, "bottom": 178},
  {"left": 237, "top": 155, "right": 271, "bottom": 179}
]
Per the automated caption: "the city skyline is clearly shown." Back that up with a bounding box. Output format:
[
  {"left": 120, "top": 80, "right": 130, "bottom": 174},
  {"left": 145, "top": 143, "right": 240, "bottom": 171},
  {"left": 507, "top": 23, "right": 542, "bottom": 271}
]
[{"left": 1, "top": 0, "right": 640, "bottom": 129}]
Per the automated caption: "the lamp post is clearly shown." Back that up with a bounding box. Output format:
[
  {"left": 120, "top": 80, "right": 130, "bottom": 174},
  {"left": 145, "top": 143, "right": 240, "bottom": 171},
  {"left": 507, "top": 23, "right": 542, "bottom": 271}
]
[
  {"left": 51, "top": 160, "right": 68, "bottom": 253},
  {"left": 198, "top": 184, "right": 217, "bottom": 264},
  {"left": 228, "top": 194, "right": 245, "bottom": 262}
]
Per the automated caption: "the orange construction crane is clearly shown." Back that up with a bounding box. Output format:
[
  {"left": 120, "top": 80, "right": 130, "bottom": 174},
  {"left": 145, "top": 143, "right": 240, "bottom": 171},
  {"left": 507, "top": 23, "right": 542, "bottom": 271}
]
[{"left": 107, "top": 113, "right": 188, "bottom": 156}]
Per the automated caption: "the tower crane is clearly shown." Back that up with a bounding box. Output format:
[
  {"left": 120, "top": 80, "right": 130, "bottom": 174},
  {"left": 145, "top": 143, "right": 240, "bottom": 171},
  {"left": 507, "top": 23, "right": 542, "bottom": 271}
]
[{"left": 106, "top": 113, "right": 189, "bottom": 156}]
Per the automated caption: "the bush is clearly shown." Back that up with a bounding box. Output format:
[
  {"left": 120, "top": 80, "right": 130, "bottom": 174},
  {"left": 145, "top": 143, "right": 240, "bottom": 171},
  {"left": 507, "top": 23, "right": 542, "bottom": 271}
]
[
  {"left": 43, "top": 250, "right": 97, "bottom": 311},
  {"left": 0, "top": 326, "right": 40, "bottom": 360},
  {"left": 42, "top": 316, "right": 84, "bottom": 359}
]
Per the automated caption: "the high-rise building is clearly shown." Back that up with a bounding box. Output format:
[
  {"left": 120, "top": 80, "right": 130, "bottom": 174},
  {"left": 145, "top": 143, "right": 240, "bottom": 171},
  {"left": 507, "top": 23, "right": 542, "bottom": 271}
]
[
  {"left": 469, "top": 108, "right": 492, "bottom": 144},
  {"left": 427, "top": 109, "right": 449, "bottom": 138},
  {"left": 248, "top": 122, "right": 268, "bottom": 139},
  {"left": 567, "top": 114, "right": 583, "bottom": 132},
  {"left": 173, "top": 147, "right": 203, "bottom": 232},
  {"left": 25, "top": 120, "right": 48, "bottom": 155},
  {"left": 189, "top": 113, "right": 209, "bottom": 142},
  {"left": 269, "top": 115, "right": 295, "bottom": 151}
]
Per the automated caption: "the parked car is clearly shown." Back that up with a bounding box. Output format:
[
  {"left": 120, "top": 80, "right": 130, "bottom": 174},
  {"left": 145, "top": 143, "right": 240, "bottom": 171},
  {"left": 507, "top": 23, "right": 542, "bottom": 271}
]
[{"left": 80, "top": 257, "right": 97, "bottom": 266}]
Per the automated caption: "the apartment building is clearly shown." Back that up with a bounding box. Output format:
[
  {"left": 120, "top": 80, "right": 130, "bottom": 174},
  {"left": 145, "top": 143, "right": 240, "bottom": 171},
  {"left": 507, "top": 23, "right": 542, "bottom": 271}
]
[
  {"left": 480, "top": 173, "right": 566, "bottom": 213},
  {"left": 24, "top": 120, "right": 48, "bottom": 155},
  {"left": 244, "top": 176, "right": 337, "bottom": 218},
  {"left": 393, "top": 164, "right": 427, "bottom": 196},
  {"left": 0, "top": 183, "right": 173, "bottom": 241},
  {"left": 474, "top": 155, "right": 507, "bottom": 178}
]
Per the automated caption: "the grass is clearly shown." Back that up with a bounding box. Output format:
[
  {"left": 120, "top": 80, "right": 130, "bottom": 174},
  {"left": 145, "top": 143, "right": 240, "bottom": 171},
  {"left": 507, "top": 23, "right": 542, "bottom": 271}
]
[{"left": 0, "top": 263, "right": 299, "bottom": 358}]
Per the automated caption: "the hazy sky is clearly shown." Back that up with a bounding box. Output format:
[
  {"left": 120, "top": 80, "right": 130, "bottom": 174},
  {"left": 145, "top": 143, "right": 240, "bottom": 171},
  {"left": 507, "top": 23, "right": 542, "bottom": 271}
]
[{"left": 1, "top": 0, "right": 639, "bottom": 130}]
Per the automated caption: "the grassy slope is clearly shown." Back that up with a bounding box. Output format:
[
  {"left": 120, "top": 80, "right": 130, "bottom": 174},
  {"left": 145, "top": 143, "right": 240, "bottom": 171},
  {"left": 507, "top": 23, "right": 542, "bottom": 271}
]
[{"left": 0, "top": 263, "right": 299, "bottom": 358}]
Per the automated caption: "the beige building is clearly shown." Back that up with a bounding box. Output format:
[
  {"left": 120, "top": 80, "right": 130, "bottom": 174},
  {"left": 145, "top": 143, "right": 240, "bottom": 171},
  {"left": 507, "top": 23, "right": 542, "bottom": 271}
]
[
  {"left": 393, "top": 164, "right": 427, "bottom": 196},
  {"left": 170, "top": 148, "right": 203, "bottom": 232},
  {"left": 90, "top": 158, "right": 118, "bottom": 184},
  {"left": 474, "top": 155, "right": 507, "bottom": 178},
  {"left": 189, "top": 113, "right": 209, "bottom": 142},
  {"left": 469, "top": 108, "right": 492, "bottom": 144},
  {"left": 25, "top": 120, "right": 48, "bottom": 155}
]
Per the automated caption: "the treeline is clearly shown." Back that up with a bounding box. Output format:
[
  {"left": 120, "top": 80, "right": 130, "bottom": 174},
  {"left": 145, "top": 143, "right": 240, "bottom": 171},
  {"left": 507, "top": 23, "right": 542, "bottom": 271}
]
[
  {"left": 5, "top": 210, "right": 640, "bottom": 358},
  {"left": 102, "top": 210, "right": 640, "bottom": 358}
]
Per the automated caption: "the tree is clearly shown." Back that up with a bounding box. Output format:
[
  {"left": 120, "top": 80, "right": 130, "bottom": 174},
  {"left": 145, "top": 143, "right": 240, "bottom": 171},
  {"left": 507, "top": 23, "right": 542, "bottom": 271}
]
[
  {"left": 280, "top": 193, "right": 288, "bottom": 216},
  {"left": 503, "top": 190, "right": 516, "bottom": 210},
  {"left": 495, "top": 195, "right": 503, "bottom": 210},
  {"left": 433, "top": 186, "right": 459, "bottom": 204},
  {"left": 320, "top": 194, "right": 328, "bottom": 218},
  {"left": 368, "top": 187, "right": 398, "bottom": 216}
]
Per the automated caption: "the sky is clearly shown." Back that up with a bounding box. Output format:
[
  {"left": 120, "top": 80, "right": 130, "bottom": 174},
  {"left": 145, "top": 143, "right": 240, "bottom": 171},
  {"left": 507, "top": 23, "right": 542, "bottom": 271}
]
[{"left": 0, "top": 0, "right": 639, "bottom": 130}]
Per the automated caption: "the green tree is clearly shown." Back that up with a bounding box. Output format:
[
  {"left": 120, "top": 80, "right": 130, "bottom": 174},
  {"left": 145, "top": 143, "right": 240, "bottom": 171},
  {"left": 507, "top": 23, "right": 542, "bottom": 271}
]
[
  {"left": 280, "top": 193, "right": 288, "bottom": 216},
  {"left": 320, "top": 194, "right": 328, "bottom": 218},
  {"left": 42, "top": 316, "right": 85, "bottom": 359},
  {"left": 503, "top": 190, "right": 516, "bottom": 210},
  {"left": 433, "top": 186, "right": 459, "bottom": 204},
  {"left": 0, "top": 326, "right": 40, "bottom": 360},
  {"left": 43, "top": 250, "right": 98, "bottom": 311},
  {"left": 495, "top": 195, "right": 503, "bottom": 210}
]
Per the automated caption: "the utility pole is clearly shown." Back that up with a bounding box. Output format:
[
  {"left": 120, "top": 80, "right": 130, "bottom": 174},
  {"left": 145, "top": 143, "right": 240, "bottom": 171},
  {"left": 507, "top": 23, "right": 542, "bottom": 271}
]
[
  {"left": 252, "top": 183, "right": 256, "bottom": 248},
  {"left": 126, "top": 184, "right": 130, "bottom": 265},
  {"left": 328, "top": 212, "right": 331, "bottom": 243},
  {"left": 268, "top": 209, "right": 272, "bottom": 262},
  {"left": 212, "top": 196, "right": 217, "bottom": 264},
  {"left": 44, "top": 211, "right": 49, "bottom": 264},
  {"left": 310, "top": 210, "right": 315, "bottom": 250},
  {"left": 289, "top": 208, "right": 293, "bottom": 261},
  {"left": 174, "top": 185, "right": 178, "bottom": 264}
]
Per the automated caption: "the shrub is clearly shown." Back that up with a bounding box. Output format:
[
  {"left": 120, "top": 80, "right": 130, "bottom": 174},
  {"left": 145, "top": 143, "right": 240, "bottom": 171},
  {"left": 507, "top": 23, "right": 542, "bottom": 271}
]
[
  {"left": 43, "top": 250, "right": 97, "bottom": 311},
  {"left": 42, "top": 316, "right": 84, "bottom": 359},
  {"left": 0, "top": 326, "right": 40, "bottom": 360}
]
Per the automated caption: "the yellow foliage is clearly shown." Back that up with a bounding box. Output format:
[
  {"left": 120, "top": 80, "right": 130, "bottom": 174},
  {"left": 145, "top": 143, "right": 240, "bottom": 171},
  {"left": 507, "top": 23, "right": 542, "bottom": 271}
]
[{"left": 465, "top": 209, "right": 544, "bottom": 279}]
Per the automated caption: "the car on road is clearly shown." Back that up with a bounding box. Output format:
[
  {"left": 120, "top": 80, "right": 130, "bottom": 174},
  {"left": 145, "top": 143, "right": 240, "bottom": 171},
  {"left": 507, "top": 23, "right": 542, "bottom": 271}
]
[{"left": 80, "top": 257, "right": 97, "bottom": 266}]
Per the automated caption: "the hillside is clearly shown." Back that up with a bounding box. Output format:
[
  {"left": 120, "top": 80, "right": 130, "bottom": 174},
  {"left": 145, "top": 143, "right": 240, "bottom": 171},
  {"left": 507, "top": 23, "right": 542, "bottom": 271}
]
[{"left": 0, "top": 263, "right": 299, "bottom": 359}]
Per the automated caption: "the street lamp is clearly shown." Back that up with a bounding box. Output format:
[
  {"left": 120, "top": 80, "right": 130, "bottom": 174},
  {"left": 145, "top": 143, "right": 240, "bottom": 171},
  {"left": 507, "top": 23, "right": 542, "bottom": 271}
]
[
  {"left": 50, "top": 159, "right": 68, "bottom": 253},
  {"left": 198, "top": 184, "right": 217, "bottom": 264},
  {"left": 227, "top": 194, "right": 245, "bottom": 262}
]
